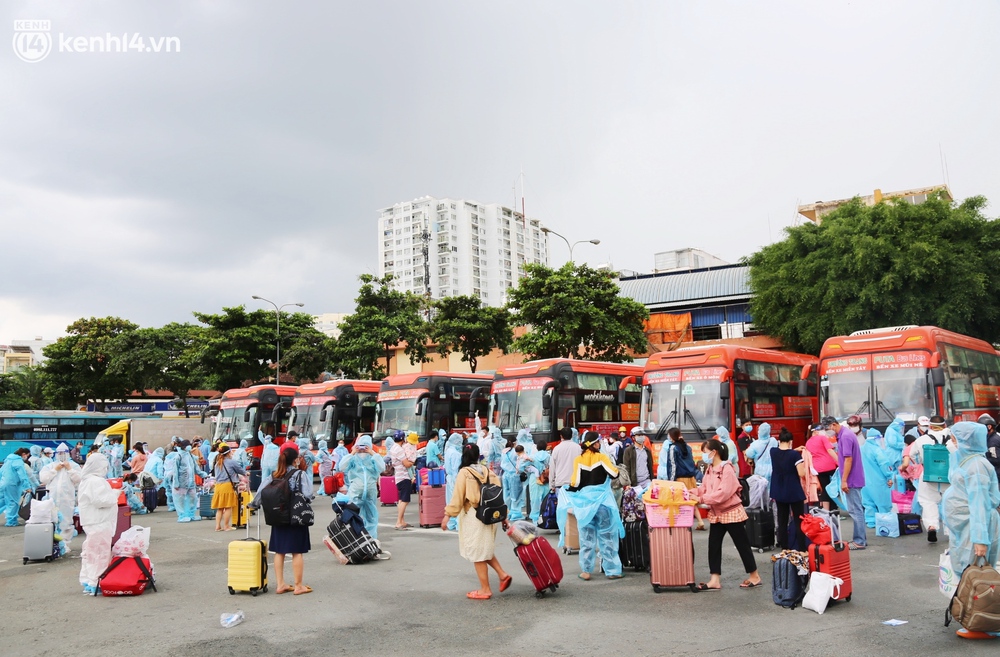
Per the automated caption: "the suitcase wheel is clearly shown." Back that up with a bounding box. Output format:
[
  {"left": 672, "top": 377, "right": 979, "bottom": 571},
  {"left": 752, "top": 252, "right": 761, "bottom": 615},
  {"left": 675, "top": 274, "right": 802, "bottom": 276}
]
[
  {"left": 251, "top": 589, "right": 258, "bottom": 597},
  {"left": 535, "top": 591, "right": 545, "bottom": 598},
  {"left": 45, "top": 556, "right": 52, "bottom": 562},
  {"left": 262, "top": 584, "right": 268, "bottom": 593},
  {"left": 228, "top": 587, "right": 235, "bottom": 595},
  {"left": 653, "top": 585, "right": 661, "bottom": 593},
  {"left": 845, "top": 594, "right": 851, "bottom": 602},
  {"left": 23, "top": 558, "right": 28, "bottom": 565}
]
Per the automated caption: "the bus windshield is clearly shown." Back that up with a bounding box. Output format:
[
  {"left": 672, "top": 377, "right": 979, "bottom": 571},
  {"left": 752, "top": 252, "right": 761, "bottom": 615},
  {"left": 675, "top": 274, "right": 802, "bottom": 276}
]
[
  {"left": 827, "top": 368, "right": 934, "bottom": 423},
  {"left": 644, "top": 369, "right": 726, "bottom": 437},
  {"left": 213, "top": 406, "right": 257, "bottom": 443},
  {"left": 492, "top": 390, "right": 517, "bottom": 431},
  {"left": 290, "top": 404, "right": 328, "bottom": 443},
  {"left": 375, "top": 399, "right": 428, "bottom": 439}
]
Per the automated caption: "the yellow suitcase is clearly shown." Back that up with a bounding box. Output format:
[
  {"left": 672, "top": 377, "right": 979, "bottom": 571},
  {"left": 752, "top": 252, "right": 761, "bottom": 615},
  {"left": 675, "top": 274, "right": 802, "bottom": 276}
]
[
  {"left": 232, "top": 491, "right": 253, "bottom": 528},
  {"left": 228, "top": 515, "right": 268, "bottom": 596}
]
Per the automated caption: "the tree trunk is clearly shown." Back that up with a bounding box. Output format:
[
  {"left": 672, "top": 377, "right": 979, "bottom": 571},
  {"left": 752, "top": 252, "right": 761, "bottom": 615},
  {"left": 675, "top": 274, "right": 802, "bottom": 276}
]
[{"left": 469, "top": 356, "right": 477, "bottom": 374}]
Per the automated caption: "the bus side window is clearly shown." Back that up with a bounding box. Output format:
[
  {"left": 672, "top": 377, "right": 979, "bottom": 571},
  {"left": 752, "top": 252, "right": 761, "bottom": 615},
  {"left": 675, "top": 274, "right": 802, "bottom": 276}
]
[{"left": 558, "top": 393, "right": 576, "bottom": 430}]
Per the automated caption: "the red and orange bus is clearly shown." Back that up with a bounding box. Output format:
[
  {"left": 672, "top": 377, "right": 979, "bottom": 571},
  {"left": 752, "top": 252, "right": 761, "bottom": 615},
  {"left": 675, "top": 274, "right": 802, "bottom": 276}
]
[
  {"left": 208, "top": 385, "right": 298, "bottom": 461},
  {"left": 641, "top": 345, "right": 817, "bottom": 450},
  {"left": 373, "top": 372, "right": 493, "bottom": 445},
  {"left": 489, "top": 359, "right": 643, "bottom": 447},
  {"left": 288, "top": 380, "right": 379, "bottom": 447},
  {"left": 819, "top": 325, "right": 1000, "bottom": 430}
]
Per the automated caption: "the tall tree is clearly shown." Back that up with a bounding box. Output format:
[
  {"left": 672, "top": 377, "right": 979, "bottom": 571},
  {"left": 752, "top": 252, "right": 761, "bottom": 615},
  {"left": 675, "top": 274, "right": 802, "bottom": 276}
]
[
  {"left": 431, "top": 295, "right": 512, "bottom": 373},
  {"left": 108, "top": 323, "right": 207, "bottom": 416},
  {"left": 747, "top": 194, "right": 1000, "bottom": 354},
  {"left": 507, "top": 263, "right": 649, "bottom": 361},
  {"left": 333, "top": 274, "right": 429, "bottom": 378},
  {"left": 0, "top": 366, "right": 49, "bottom": 410},
  {"left": 191, "top": 306, "right": 275, "bottom": 390},
  {"left": 281, "top": 328, "right": 337, "bottom": 383},
  {"left": 42, "top": 316, "right": 139, "bottom": 410}
]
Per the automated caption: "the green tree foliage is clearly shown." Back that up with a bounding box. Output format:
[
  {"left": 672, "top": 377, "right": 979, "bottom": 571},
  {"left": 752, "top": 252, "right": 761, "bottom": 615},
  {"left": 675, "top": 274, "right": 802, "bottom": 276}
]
[
  {"left": 0, "top": 366, "right": 49, "bottom": 410},
  {"left": 747, "top": 194, "right": 1000, "bottom": 354},
  {"left": 191, "top": 306, "right": 275, "bottom": 390},
  {"left": 431, "top": 295, "right": 513, "bottom": 373},
  {"left": 507, "top": 263, "right": 650, "bottom": 361},
  {"left": 333, "top": 274, "right": 429, "bottom": 378},
  {"left": 42, "top": 317, "right": 139, "bottom": 409},
  {"left": 281, "top": 329, "right": 336, "bottom": 383},
  {"left": 108, "top": 323, "right": 206, "bottom": 416}
]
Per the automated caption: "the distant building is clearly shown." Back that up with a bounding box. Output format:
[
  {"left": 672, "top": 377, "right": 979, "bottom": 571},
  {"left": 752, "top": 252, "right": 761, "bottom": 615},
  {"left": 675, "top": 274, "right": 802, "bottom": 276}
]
[
  {"left": 313, "top": 313, "right": 348, "bottom": 338},
  {"left": 1, "top": 337, "right": 55, "bottom": 373},
  {"left": 797, "top": 184, "right": 952, "bottom": 224},
  {"left": 654, "top": 248, "right": 729, "bottom": 273},
  {"left": 377, "top": 196, "right": 550, "bottom": 306}
]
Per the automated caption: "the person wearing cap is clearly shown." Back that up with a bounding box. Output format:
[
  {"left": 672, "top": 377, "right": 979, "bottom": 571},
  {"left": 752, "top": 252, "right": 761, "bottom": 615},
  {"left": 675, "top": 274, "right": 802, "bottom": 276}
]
[
  {"left": 909, "top": 415, "right": 955, "bottom": 542},
  {"left": 565, "top": 431, "right": 625, "bottom": 580},
  {"left": 806, "top": 423, "right": 839, "bottom": 511},
  {"left": 621, "top": 427, "right": 654, "bottom": 492},
  {"left": 979, "top": 414, "right": 1000, "bottom": 482},
  {"left": 211, "top": 444, "right": 246, "bottom": 531},
  {"left": 825, "top": 415, "right": 867, "bottom": 549},
  {"left": 389, "top": 431, "right": 418, "bottom": 530},
  {"left": 905, "top": 416, "right": 931, "bottom": 443},
  {"left": 39, "top": 443, "right": 82, "bottom": 550},
  {"left": 37, "top": 447, "right": 54, "bottom": 474}
]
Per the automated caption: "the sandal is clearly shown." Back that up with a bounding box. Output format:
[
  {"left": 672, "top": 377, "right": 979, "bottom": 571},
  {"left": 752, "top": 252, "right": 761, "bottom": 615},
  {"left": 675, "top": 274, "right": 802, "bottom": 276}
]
[
  {"left": 578, "top": 573, "right": 591, "bottom": 581},
  {"left": 499, "top": 575, "right": 513, "bottom": 592},
  {"left": 740, "top": 579, "right": 763, "bottom": 588},
  {"left": 605, "top": 574, "right": 624, "bottom": 580},
  {"left": 847, "top": 542, "right": 866, "bottom": 551},
  {"left": 276, "top": 586, "right": 294, "bottom": 595},
  {"left": 697, "top": 583, "right": 721, "bottom": 591},
  {"left": 695, "top": 525, "right": 707, "bottom": 531},
  {"left": 466, "top": 590, "right": 492, "bottom": 600},
  {"left": 293, "top": 585, "right": 313, "bottom": 596}
]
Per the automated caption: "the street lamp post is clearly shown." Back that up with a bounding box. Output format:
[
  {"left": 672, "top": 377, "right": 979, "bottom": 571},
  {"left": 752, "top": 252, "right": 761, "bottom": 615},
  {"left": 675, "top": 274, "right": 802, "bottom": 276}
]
[
  {"left": 540, "top": 227, "right": 600, "bottom": 262},
  {"left": 251, "top": 296, "right": 304, "bottom": 384}
]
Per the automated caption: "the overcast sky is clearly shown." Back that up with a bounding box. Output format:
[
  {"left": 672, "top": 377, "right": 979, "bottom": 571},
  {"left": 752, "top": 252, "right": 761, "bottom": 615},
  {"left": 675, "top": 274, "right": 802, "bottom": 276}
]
[{"left": 3, "top": 1, "right": 998, "bottom": 344}]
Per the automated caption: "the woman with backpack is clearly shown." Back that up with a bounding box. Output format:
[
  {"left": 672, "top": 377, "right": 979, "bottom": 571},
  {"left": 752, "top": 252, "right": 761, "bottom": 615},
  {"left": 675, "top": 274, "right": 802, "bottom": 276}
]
[
  {"left": 265, "top": 445, "right": 313, "bottom": 596},
  {"left": 692, "top": 438, "right": 762, "bottom": 590},
  {"left": 657, "top": 428, "right": 706, "bottom": 531},
  {"left": 441, "top": 443, "right": 513, "bottom": 600}
]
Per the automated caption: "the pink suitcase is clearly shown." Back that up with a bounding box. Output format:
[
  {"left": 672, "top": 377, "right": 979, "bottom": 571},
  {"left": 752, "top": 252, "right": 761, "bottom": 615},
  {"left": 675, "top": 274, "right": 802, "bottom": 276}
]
[
  {"left": 418, "top": 486, "right": 446, "bottom": 527},
  {"left": 379, "top": 476, "right": 399, "bottom": 506},
  {"left": 515, "top": 535, "right": 563, "bottom": 597},
  {"left": 649, "top": 526, "right": 697, "bottom": 593}
]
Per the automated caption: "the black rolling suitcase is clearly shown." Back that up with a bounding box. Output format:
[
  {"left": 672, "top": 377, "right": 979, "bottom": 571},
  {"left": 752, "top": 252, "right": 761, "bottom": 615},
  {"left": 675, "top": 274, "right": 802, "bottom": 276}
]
[
  {"left": 619, "top": 519, "right": 651, "bottom": 571},
  {"left": 745, "top": 506, "right": 775, "bottom": 553}
]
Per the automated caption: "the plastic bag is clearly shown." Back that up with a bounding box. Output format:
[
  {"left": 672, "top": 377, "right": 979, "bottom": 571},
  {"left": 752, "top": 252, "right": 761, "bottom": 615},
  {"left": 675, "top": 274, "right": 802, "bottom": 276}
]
[
  {"left": 27, "top": 498, "right": 55, "bottom": 525},
  {"left": 220, "top": 611, "right": 245, "bottom": 628},
  {"left": 825, "top": 469, "right": 847, "bottom": 511},
  {"left": 505, "top": 520, "right": 538, "bottom": 546},
  {"left": 113, "top": 525, "right": 151, "bottom": 558},
  {"left": 802, "top": 571, "right": 843, "bottom": 614},
  {"left": 940, "top": 550, "right": 958, "bottom": 598}
]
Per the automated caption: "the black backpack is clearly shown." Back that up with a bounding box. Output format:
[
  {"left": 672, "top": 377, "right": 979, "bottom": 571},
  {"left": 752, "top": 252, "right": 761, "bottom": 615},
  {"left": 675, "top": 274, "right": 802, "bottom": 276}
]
[
  {"left": 260, "top": 472, "right": 293, "bottom": 526},
  {"left": 468, "top": 467, "right": 507, "bottom": 525},
  {"left": 772, "top": 556, "right": 807, "bottom": 609}
]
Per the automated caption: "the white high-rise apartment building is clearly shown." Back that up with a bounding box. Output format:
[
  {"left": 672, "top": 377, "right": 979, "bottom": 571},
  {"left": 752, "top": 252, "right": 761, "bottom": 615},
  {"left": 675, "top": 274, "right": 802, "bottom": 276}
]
[{"left": 377, "top": 196, "right": 549, "bottom": 306}]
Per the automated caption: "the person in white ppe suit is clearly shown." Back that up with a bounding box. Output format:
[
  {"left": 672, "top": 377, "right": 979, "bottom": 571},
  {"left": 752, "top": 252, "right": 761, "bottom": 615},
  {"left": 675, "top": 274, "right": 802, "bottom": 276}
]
[
  {"left": 78, "top": 454, "right": 121, "bottom": 595},
  {"left": 39, "top": 443, "right": 82, "bottom": 551}
]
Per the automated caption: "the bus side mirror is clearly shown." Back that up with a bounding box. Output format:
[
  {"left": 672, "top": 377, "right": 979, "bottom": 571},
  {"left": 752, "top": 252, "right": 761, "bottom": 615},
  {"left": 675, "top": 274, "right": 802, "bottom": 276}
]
[
  {"left": 243, "top": 408, "right": 252, "bottom": 422},
  {"left": 931, "top": 366, "right": 945, "bottom": 388},
  {"left": 719, "top": 382, "right": 730, "bottom": 400},
  {"left": 541, "top": 381, "right": 557, "bottom": 411},
  {"left": 797, "top": 379, "right": 809, "bottom": 397},
  {"left": 414, "top": 401, "right": 423, "bottom": 417}
]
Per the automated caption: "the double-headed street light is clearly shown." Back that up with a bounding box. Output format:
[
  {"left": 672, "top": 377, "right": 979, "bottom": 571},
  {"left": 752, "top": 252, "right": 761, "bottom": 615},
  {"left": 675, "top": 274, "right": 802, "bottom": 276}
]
[
  {"left": 251, "top": 296, "right": 304, "bottom": 384},
  {"left": 540, "top": 227, "right": 601, "bottom": 262}
]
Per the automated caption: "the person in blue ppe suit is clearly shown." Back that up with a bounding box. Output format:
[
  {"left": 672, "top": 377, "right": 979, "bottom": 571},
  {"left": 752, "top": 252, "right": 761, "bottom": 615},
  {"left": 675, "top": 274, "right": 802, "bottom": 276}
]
[
  {"left": 29, "top": 445, "right": 44, "bottom": 477},
  {"left": 882, "top": 417, "right": 907, "bottom": 492},
  {"left": 744, "top": 422, "right": 778, "bottom": 493},
  {"left": 941, "top": 421, "right": 1000, "bottom": 640},
  {"left": 425, "top": 431, "right": 443, "bottom": 468},
  {"left": 171, "top": 440, "right": 206, "bottom": 522},
  {"left": 501, "top": 438, "right": 526, "bottom": 521},
  {"left": 571, "top": 428, "right": 581, "bottom": 445},
  {"left": 316, "top": 440, "right": 334, "bottom": 495},
  {"left": 296, "top": 436, "right": 318, "bottom": 472},
  {"left": 39, "top": 443, "right": 82, "bottom": 550},
  {"left": 860, "top": 427, "right": 895, "bottom": 527},
  {"left": 528, "top": 444, "right": 551, "bottom": 524},
  {"left": 163, "top": 445, "right": 179, "bottom": 511},
  {"left": 233, "top": 439, "right": 250, "bottom": 469},
  {"left": 332, "top": 439, "right": 349, "bottom": 470},
  {"left": 107, "top": 438, "right": 125, "bottom": 479},
  {"left": 339, "top": 435, "right": 385, "bottom": 540},
  {"left": 488, "top": 427, "right": 505, "bottom": 476},
  {"left": 122, "top": 473, "right": 148, "bottom": 515},
  {"left": 36, "top": 447, "right": 54, "bottom": 474},
  {"left": 443, "top": 432, "right": 464, "bottom": 531},
  {"left": 0, "top": 448, "right": 34, "bottom": 526},
  {"left": 146, "top": 447, "right": 169, "bottom": 508},
  {"left": 515, "top": 429, "right": 537, "bottom": 508},
  {"left": 714, "top": 427, "right": 740, "bottom": 469},
  {"left": 260, "top": 434, "right": 279, "bottom": 483},
  {"left": 565, "top": 431, "right": 625, "bottom": 580}
]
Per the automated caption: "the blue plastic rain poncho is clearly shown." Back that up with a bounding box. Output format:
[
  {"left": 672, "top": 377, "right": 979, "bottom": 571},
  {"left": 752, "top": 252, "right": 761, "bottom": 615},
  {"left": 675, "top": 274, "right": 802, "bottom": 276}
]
[
  {"left": 339, "top": 435, "right": 384, "bottom": 539},
  {"left": 882, "top": 417, "right": 907, "bottom": 491},
  {"left": 571, "top": 428, "right": 581, "bottom": 444},
  {"left": 147, "top": 447, "right": 165, "bottom": 483},
  {"left": 36, "top": 449, "right": 53, "bottom": 474},
  {"left": 316, "top": 440, "right": 334, "bottom": 494},
  {"left": 745, "top": 422, "right": 778, "bottom": 482},
  {"left": 528, "top": 448, "right": 551, "bottom": 523},
  {"left": 77, "top": 454, "right": 120, "bottom": 593},
  {"left": 425, "top": 434, "right": 443, "bottom": 468},
  {"left": 29, "top": 445, "right": 43, "bottom": 476},
  {"left": 172, "top": 446, "right": 205, "bottom": 522},
  {"left": 260, "top": 435, "right": 279, "bottom": 482},
  {"left": 516, "top": 429, "right": 537, "bottom": 507},
  {"left": 231, "top": 439, "right": 248, "bottom": 469},
  {"left": 942, "top": 422, "right": 1000, "bottom": 575},
  {"left": 501, "top": 444, "right": 525, "bottom": 522},
  {"left": 563, "top": 445, "right": 625, "bottom": 577},
  {"left": 332, "top": 441, "right": 349, "bottom": 468},
  {"left": 715, "top": 427, "right": 739, "bottom": 468},
  {"left": 860, "top": 428, "right": 894, "bottom": 526},
  {"left": 122, "top": 479, "right": 147, "bottom": 515},
  {"left": 444, "top": 433, "right": 464, "bottom": 531},
  {"left": 488, "top": 427, "right": 505, "bottom": 476},
  {"left": 163, "top": 449, "right": 178, "bottom": 511},
  {"left": 39, "top": 443, "right": 82, "bottom": 547},
  {"left": 108, "top": 441, "right": 124, "bottom": 479},
  {"left": 0, "top": 452, "right": 35, "bottom": 526},
  {"left": 297, "top": 438, "right": 318, "bottom": 470}
]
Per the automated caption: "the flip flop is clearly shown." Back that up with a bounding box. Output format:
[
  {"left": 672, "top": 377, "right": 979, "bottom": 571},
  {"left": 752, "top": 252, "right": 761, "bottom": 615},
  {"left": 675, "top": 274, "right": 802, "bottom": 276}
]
[
  {"left": 466, "top": 591, "right": 491, "bottom": 600},
  {"left": 394, "top": 526, "right": 410, "bottom": 531},
  {"left": 293, "top": 586, "right": 313, "bottom": 596},
  {"left": 578, "top": 573, "right": 591, "bottom": 581},
  {"left": 697, "top": 583, "right": 721, "bottom": 591},
  {"left": 848, "top": 542, "right": 866, "bottom": 551},
  {"left": 957, "top": 629, "right": 999, "bottom": 640},
  {"left": 276, "top": 586, "right": 294, "bottom": 595},
  {"left": 740, "top": 580, "right": 763, "bottom": 588},
  {"left": 499, "top": 575, "right": 513, "bottom": 592},
  {"left": 605, "top": 574, "right": 624, "bottom": 580}
]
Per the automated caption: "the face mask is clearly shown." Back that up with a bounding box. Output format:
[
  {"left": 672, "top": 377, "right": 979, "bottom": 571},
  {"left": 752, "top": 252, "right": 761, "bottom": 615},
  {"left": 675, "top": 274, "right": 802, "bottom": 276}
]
[
  {"left": 850, "top": 426, "right": 861, "bottom": 435},
  {"left": 701, "top": 452, "right": 714, "bottom": 464},
  {"left": 57, "top": 453, "right": 69, "bottom": 463},
  {"left": 743, "top": 426, "right": 752, "bottom": 433}
]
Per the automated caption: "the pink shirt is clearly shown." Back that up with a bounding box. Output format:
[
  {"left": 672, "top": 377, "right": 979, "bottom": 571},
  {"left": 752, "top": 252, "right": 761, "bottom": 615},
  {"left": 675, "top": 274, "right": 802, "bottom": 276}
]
[{"left": 805, "top": 434, "right": 837, "bottom": 473}]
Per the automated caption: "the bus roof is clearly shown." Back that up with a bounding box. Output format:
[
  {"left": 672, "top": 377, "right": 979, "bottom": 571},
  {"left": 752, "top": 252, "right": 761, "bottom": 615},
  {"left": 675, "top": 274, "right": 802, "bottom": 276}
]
[
  {"left": 820, "top": 325, "right": 995, "bottom": 359},
  {"left": 294, "top": 380, "right": 380, "bottom": 398},
  {"left": 220, "top": 384, "right": 298, "bottom": 400},
  {"left": 494, "top": 358, "right": 643, "bottom": 379},
  {"left": 646, "top": 345, "right": 816, "bottom": 370},
  {"left": 380, "top": 372, "right": 493, "bottom": 388}
]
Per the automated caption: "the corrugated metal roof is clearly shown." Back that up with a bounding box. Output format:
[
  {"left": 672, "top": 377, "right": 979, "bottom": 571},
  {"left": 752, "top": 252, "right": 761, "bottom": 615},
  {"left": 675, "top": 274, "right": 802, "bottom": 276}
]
[{"left": 617, "top": 264, "right": 750, "bottom": 310}]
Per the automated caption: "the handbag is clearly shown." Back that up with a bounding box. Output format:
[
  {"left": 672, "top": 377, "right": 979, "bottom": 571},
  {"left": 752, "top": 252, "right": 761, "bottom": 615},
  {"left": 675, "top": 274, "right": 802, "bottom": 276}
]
[
  {"left": 289, "top": 470, "right": 314, "bottom": 527},
  {"left": 18, "top": 489, "right": 34, "bottom": 521},
  {"left": 802, "top": 571, "right": 843, "bottom": 614}
]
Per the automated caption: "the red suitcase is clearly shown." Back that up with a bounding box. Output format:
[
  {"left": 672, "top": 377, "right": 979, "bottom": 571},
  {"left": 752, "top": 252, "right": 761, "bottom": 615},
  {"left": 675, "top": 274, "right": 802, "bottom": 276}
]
[
  {"left": 809, "top": 542, "right": 852, "bottom": 602},
  {"left": 379, "top": 476, "right": 399, "bottom": 506},
  {"left": 515, "top": 535, "right": 563, "bottom": 597},
  {"left": 649, "top": 526, "right": 697, "bottom": 592},
  {"left": 418, "top": 486, "right": 446, "bottom": 528}
]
